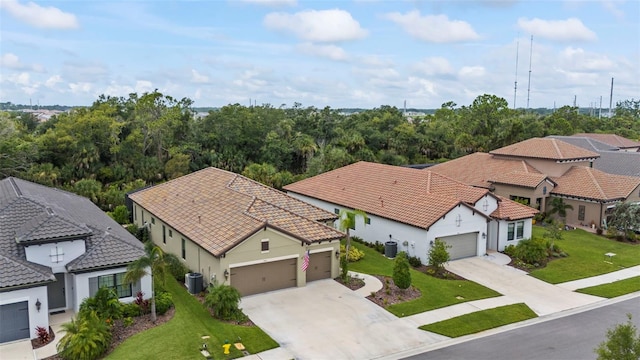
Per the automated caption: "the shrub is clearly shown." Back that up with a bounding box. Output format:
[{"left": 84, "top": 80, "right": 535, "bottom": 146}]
[
  {"left": 428, "top": 239, "right": 451, "bottom": 273},
  {"left": 514, "top": 238, "right": 548, "bottom": 266},
  {"left": 503, "top": 244, "right": 517, "bottom": 258},
  {"left": 125, "top": 224, "right": 139, "bottom": 236},
  {"left": 123, "top": 317, "right": 134, "bottom": 327},
  {"left": 204, "top": 284, "right": 243, "bottom": 321},
  {"left": 79, "top": 287, "right": 122, "bottom": 321},
  {"left": 155, "top": 291, "right": 173, "bottom": 315},
  {"left": 108, "top": 205, "right": 130, "bottom": 225},
  {"left": 596, "top": 227, "right": 604, "bottom": 235},
  {"left": 374, "top": 241, "right": 385, "bottom": 254},
  {"left": 35, "top": 326, "right": 50, "bottom": 344},
  {"left": 121, "top": 303, "right": 141, "bottom": 318},
  {"left": 57, "top": 311, "right": 111, "bottom": 360},
  {"left": 392, "top": 252, "right": 412, "bottom": 290},
  {"left": 164, "top": 253, "right": 190, "bottom": 281},
  {"left": 407, "top": 255, "right": 422, "bottom": 268},
  {"left": 340, "top": 244, "right": 365, "bottom": 262}
]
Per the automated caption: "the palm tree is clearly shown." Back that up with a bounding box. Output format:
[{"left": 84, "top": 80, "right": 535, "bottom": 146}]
[
  {"left": 338, "top": 209, "right": 368, "bottom": 261},
  {"left": 125, "top": 240, "right": 166, "bottom": 322},
  {"left": 57, "top": 311, "right": 111, "bottom": 360},
  {"left": 547, "top": 197, "right": 574, "bottom": 222}
]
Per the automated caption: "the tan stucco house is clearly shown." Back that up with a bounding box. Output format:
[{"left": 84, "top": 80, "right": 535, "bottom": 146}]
[
  {"left": 429, "top": 138, "right": 640, "bottom": 229},
  {"left": 129, "top": 167, "right": 344, "bottom": 296}
]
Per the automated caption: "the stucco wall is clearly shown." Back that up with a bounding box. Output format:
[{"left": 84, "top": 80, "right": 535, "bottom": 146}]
[
  {"left": 73, "top": 267, "right": 151, "bottom": 313},
  {"left": 0, "top": 286, "right": 49, "bottom": 340},
  {"left": 496, "top": 219, "right": 532, "bottom": 251},
  {"left": 24, "top": 240, "right": 86, "bottom": 273},
  {"left": 288, "top": 193, "right": 489, "bottom": 264},
  {"left": 493, "top": 181, "right": 552, "bottom": 211},
  {"left": 501, "top": 157, "right": 592, "bottom": 177}
]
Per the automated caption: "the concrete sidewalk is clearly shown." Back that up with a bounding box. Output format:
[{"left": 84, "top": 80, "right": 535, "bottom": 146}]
[{"left": 557, "top": 265, "right": 640, "bottom": 291}]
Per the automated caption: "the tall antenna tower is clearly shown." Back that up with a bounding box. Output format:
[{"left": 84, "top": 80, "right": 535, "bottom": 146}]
[
  {"left": 513, "top": 36, "right": 520, "bottom": 109},
  {"left": 526, "top": 35, "right": 533, "bottom": 109},
  {"left": 609, "top": 77, "right": 614, "bottom": 117}
]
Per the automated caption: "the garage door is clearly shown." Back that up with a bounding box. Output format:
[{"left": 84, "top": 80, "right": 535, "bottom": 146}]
[
  {"left": 306, "top": 251, "right": 332, "bottom": 282},
  {"left": 0, "top": 301, "right": 30, "bottom": 343},
  {"left": 440, "top": 233, "right": 478, "bottom": 260},
  {"left": 230, "top": 258, "right": 297, "bottom": 296}
]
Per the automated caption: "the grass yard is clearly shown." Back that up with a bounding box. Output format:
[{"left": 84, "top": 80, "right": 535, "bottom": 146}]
[
  {"left": 348, "top": 242, "right": 500, "bottom": 317},
  {"left": 576, "top": 276, "right": 640, "bottom": 298},
  {"left": 419, "top": 303, "right": 537, "bottom": 338},
  {"left": 106, "top": 276, "right": 278, "bottom": 360},
  {"left": 529, "top": 226, "right": 640, "bottom": 284}
]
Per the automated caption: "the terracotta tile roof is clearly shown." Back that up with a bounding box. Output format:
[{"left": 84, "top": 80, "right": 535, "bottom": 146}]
[
  {"left": 490, "top": 138, "right": 599, "bottom": 161},
  {"left": 551, "top": 166, "right": 640, "bottom": 201},
  {"left": 573, "top": 133, "right": 640, "bottom": 149},
  {"left": 129, "top": 168, "right": 342, "bottom": 256},
  {"left": 284, "top": 161, "right": 490, "bottom": 229},
  {"left": 429, "top": 153, "right": 544, "bottom": 188},
  {"left": 491, "top": 195, "right": 539, "bottom": 220}
]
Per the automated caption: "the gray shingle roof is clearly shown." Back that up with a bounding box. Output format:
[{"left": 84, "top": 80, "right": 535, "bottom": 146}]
[
  {"left": 548, "top": 136, "right": 640, "bottom": 177},
  {"left": 0, "top": 254, "right": 56, "bottom": 289},
  {"left": 0, "top": 177, "right": 145, "bottom": 290}
]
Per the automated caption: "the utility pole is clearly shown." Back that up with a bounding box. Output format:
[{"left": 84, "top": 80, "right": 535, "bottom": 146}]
[
  {"left": 609, "top": 77, "right": 614, "bottom": 118},
  {"left": 526, "top": 35, "right": 533, "bottom": 109}
]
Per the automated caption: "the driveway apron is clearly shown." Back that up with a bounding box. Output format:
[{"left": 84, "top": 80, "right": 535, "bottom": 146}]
[
  {"left": 241, "top": 279, "right": 447, "bottom": 360},
  {"left": 446, "top": 256, "right": 602, "bottom": 316}
]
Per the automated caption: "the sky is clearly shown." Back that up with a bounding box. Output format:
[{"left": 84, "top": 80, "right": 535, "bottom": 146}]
[{"left": 1, "top": 0, "right": 639, "bottom": 110}]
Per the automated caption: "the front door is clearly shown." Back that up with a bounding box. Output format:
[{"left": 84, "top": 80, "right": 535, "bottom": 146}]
[{"left": 47, "top": 273, "right": 66, "bottom": 310}]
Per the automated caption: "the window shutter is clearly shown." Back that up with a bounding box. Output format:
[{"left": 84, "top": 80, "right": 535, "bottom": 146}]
[{"left": 89, "top": 277, "right": 98, "bottom": 297}]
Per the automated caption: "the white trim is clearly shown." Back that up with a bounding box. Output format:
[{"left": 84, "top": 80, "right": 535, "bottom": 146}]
[{"left": 309, "top": 247, "right": 333, "bottom": 255}]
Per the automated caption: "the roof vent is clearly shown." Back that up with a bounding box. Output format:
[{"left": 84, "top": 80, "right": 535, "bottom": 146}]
[{"left": 46, "top": 207, "right": 55, "bottom": 216}]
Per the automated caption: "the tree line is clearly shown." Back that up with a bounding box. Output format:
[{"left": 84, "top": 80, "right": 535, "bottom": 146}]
[{"left": 1, "top": 91, "right": 638, "bottom": 211}]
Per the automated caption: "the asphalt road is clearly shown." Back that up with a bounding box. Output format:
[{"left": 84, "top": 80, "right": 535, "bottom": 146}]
[{"left": 403, "top": 297, "right": 640, "bottom": 360}]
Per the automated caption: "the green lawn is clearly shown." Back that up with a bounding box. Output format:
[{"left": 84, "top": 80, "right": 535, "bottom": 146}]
[
  {"left": 419, "top": 303, "right": 537, "bottom": 337},
  {"left": 348, "top": 242, "right": 500, "bottom": 317},
  {"left": 529, "top": 227, "right": 640, "bottom": 284},
  {"left": 106, "top": 277, "right": 278, "bottom": 360},
  {"left": 576, "top": 276, "right": 640, "bottom": 298}
]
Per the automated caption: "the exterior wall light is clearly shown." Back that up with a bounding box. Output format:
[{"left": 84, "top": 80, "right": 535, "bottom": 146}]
[
  {"left": 35, "top": 298, "right": 41, "bottom": 312},
  {"left": 224, "top": 269, "right": 229, "bottom": 279},
  {"left": 335, "top": 250, "right": 340, "bottom": 259},
  {"left": 482, "top": 232, "right": 486, "bottom": 239}
]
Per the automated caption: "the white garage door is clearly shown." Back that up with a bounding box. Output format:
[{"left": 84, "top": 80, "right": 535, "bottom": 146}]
[
  {"left": 440, "top": 233, "right": 478, "bottom": 260},
  {"left": 0, "top": 301, "right": 30, "bottom": 343}
]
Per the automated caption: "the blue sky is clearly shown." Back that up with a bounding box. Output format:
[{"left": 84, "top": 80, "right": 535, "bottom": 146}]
[{"left": 1, "top": 0, "right": 638, "bottom": 109}]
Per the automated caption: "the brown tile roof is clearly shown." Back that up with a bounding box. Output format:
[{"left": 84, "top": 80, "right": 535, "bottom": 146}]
[
  {"left": 284, "top": 161, "right": 490, "bottom": 229},
  {"left": 129, "top": 168, "right": 343, "bottom": 256},
  {"left": 490, "top": 138, "right": 599, "bottom": 161},
  {"left": 491, "top": 195, "right": 539, "bottom": 220},
  {"left": 573, "top": 133, "right": 640, "bottom": 149},
  {"left": 429, "top": 153, "right": 544, "bottom": 189},
  {"left": 551, "top": 166, "right": 640, "bottom": 201}
]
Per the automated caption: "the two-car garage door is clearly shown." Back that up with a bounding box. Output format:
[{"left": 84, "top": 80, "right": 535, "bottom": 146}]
[
  {"left": 439, "top": 233, "right": 478, "bottom": 260},
  {"left": 0, "top": 301, "right": 30, "bottom": 343},
  {"left": 230, "top": 258, "right": 297, "bottom": 296},
  {"left": 230, "top": 251, "right": 333, "bottom": 296}
]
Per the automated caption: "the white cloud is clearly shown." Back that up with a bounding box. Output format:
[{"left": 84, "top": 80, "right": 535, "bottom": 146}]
[
  {"left": 560, "top": 47, "right": 614, "bottom": 72},
  {"left": 0, "top": 0, "right": 79, "bottom": 29},
  {"left": 237, "top": 0, "right": 297, "bottom": 6},
  {"left": 601, "top": 0, "right": 625, "bottom": 19},
  {"left": 297, "top": 43, "right": 348, "bottom": 61},
  {"left": 69, "top": 82, "right": 92, "bottom": 94},
  {"left": 412, "top": 57, "right": 455, "bottom": 76},
  {"left": 191, "top": 69, "right": 210, "bottom": 83},
  {"left": 458, "top": 66, "right": 486, "bottom": 78},
  {"left": 517, "top": 18, "right": 597, "bottom": 42},
  {"left": 9, "top": 72, "right": 32, "bottom": 86},
  {"left": 1, "top": 53, "right": 22, "bottom": 69},
  {"left": 264, "top": 9, "right": 367, "bottom": 42},
  {"left": 135, "top": 80, "right": 154, "bottom": 94},
  {"left": 45, "top": 75, "right": 63, "bottom": 88},
  {"left": 385, "top": 11, "right": 480, "bottom": 43}
]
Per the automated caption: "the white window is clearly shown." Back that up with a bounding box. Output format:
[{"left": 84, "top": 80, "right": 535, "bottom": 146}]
[
  {"left": 261, "top": 239, "right": 269, "bottom": 253},
  {"left": 50, "top": 246, "right": 64, "bottom": 263}
]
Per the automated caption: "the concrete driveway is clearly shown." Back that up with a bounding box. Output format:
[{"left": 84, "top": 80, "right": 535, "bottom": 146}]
[
  {"left": 445, "top": 256, "right": 602, "bottom": 316},
  {"left": 241, "top": 279, "right": 447, "bottom": 360}
]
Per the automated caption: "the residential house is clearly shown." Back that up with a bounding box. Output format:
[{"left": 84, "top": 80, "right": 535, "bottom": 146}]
[
  {"left": 573, "top": 133, "right": 640, "bottom": 152},
  {"left": 128, "top": 167, "right": 344, "bottom": 297},
  {"left": 429, "top": 138, "right": 640, "bottom": 229},
  {"left": 284, "top": 162, "right": 538, "bottom": 265},
  {"left": 0, "top": 178, "right": 150, "bottom": 344},
  {"left": 548, "top": 135, "right": 640, "bottom": 177}
]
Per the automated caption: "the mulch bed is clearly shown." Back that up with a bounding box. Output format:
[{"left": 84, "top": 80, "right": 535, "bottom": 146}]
[
  {"left": 366, "top": 275, "right": 421, "bottom": 307},
  {"left": 334, "top": 275, "right": 366, "bottom": 290},
  {"left": 40, "top": 308, "right": 175, "bottom": 360}
]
